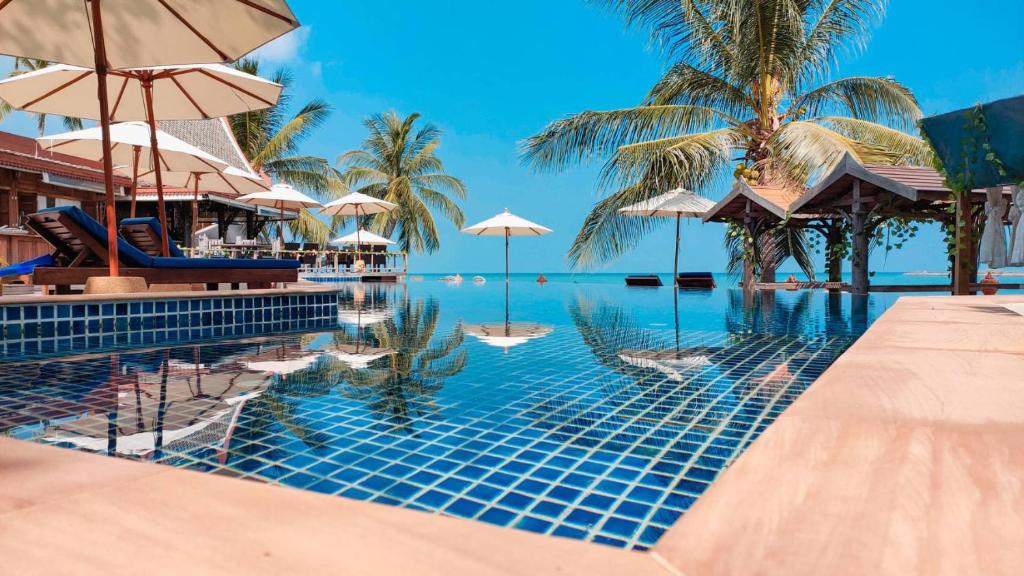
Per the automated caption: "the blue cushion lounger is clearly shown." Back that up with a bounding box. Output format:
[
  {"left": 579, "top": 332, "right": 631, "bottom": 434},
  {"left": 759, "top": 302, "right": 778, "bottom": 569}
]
[
  {"left": 0, "top": 253, "right": 55, "bottom": 278},
  {"left": 118, "top": 217, "right": 188, "bottom": 258},
  {"left": 24, "top": 206, "right": 299, "bottom": 290}
]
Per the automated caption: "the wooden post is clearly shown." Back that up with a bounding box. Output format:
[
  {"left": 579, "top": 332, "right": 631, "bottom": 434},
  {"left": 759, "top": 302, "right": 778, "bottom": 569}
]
[
  {"left": 826, "top": 219, "right": 843, "bottom": 293},
  {"left": 129, "top": 145, "right": 140, "bottom": 218},
  {"left": 742, "top": 200, "right": 754, "bottom": 292},
  {"left": 7, "top": 184, "right": 18, "bottom": 228},
  {"left": 90, "top": 0, "right": 120, "bottom": 276},
  {"left": 850, "top": 180, "right": 870, "bottom": 296},
  {"left": 953, "top": 190, "right": 974, "bottom": 295}
]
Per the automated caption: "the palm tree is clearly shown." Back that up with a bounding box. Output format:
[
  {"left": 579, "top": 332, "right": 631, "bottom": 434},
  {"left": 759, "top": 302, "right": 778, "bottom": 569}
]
[
  {"left": 229, "top": 58, "right": 343, "bottom": 244},
  {"left": 2, "top": 58, "right": 84, "bottom": 135},
  {"left": 523, "top": 0, "right": 929, "bottom": 269},
  {"left": 337, "top": 111, "right": 467, "bottom": 255}
]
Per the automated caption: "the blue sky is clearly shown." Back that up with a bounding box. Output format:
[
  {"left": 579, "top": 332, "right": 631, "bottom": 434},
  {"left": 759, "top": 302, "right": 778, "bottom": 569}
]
[{"left": 3, "top": 1, "right": 1023, "bottom": 274}]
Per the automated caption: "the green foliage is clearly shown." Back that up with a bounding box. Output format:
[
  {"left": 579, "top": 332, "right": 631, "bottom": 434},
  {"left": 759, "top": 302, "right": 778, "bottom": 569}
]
[
  {"left": 337, "top": 111, "right": 467, "bottom": 255},
  {"left": 524, "top": 0, "right": 929, "bottom": 268},
  {"left": 229, "top": 58, "right": 343, "bottom": 244}
]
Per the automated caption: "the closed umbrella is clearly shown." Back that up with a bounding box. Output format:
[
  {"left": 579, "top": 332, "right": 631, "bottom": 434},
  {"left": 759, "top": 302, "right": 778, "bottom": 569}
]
[
  {"left": 618, "top": 188, "right": 715, "bottom": 287},
  {"left": 0, "top": 0, "right": 298, "bottom": 276},
  {"left": 37, "top": 121, "right": 230, "bottom": 217},
  {"left": 237, "top": 183, "right": 321, "bottom": 246},
  {"left": 1010, "top": 187, "right": 1024, "bottom": 266},
  {"left": 0, "top": 63, "right": 283, "bottom": 258},
  {"left": 320, "top": 192, "right": 398, "bottom": 271},
  {"left": 979, "top": 187, "right": 1009, "bottom": 269}
]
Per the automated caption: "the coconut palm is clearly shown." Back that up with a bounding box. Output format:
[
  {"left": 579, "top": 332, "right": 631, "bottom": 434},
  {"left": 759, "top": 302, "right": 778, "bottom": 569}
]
[
  {"left": 229, "top": 58, "right": 342, "bottom": 244},
  {"left": 523, "top": 0, "right": 929, "bottom": 269},
  {"left": 1, "top": 58, "right": 83, "bottom": 135},
  {"left": 337, "top": 111, "right": 467, "bottom": 255}
]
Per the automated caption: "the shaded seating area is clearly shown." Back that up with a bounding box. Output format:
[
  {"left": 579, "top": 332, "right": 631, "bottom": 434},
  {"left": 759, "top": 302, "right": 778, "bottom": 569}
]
[{"left": 26, "top": 206, "right": 299, "bottom": 292}]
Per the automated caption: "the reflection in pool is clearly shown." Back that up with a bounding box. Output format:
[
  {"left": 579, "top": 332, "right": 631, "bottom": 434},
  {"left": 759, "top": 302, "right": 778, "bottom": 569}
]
[{"left": 0, "top": 280, "right": 883, "bottom": 548}]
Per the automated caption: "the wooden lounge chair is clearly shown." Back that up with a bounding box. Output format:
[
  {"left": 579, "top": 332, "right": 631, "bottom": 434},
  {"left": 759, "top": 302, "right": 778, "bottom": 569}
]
[
  {"left": 625, "top": 274, "right": 663, "bottom": 287},
  {"left": 26, "top": 206, "right": 299, "bottom": 291},
  {"left": 676, "top": 272, "right": 716, "bottom": 289},
  {"left": 118, "top": 217, "right": 188, "bottom": 257}
]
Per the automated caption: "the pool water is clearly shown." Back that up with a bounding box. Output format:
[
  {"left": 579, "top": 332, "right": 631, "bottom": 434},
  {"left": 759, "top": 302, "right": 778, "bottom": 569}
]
[{"left": 0, "top": 280, "right": 897, "bottom": 549}]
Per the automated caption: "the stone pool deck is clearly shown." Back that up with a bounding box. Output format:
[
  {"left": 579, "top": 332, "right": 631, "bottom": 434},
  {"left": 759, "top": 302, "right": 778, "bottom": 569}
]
[{"left": 1, "top": 295, "right": 1021, "bottom": 575}]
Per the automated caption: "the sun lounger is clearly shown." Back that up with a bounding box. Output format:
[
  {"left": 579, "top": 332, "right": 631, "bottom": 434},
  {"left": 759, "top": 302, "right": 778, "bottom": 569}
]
[
  {"left": 25, "top": 206, "right": 298, "bottom": 291},
  {"left": 118, "top": 217, "right": 188, "bottom": 257},
  {"left": 676, "top": 272, "right": 716, "bottom": 289},
  {"left": 625, "top": 274, "right": 663, "bottom": 287},
  {"left": 752, "top": 281, "right": 848, "bottom": 291},
  {"left": 0, "top": 253, "right": 55, "bottom": 278}
]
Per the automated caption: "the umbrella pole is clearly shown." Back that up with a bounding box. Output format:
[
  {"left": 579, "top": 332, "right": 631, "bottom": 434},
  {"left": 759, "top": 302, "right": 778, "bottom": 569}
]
[
  {"left": 129, "top": 146, "right": 140, "bottom": 218},
  {"left": 90, "top": 0, "right": 120, "bottom": 276},
  {"left": 142, "top": 77, "right": 171, "bottom": 257},
  {"left": 278, "top": 204, "right": 284, "bottom": 247},
  {"left": 674, "top": 213, "right": 680, "bottom": 290},
  {"left": 356, "top": 206, "right": 362, "bottom": 272},
  {"left": 505, "top": 227, "right": 510, "bottom": 327},
  {"left": 191, "top": 174, "right": 200, "bottom": 248}
]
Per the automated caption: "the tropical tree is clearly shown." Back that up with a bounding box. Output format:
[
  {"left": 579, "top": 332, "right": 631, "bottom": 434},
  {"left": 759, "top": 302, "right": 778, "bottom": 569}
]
[
  {"left": 1, "top": 58, "right": 84, "bottom": 135},
  {"left": 229, "top": 58, "right": 343, "bottom": 244},
  {"left": 523, "top": 0, "right": 930, "bottom": 270},
  {"left": 337, "top": 111, "right": 467, "bottom": 255}
]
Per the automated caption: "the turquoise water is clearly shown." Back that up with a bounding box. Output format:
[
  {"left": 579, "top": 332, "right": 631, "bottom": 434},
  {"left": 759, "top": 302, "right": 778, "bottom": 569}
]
[{"left": 0, "top": 280, "right": 970, "bottom": 548}]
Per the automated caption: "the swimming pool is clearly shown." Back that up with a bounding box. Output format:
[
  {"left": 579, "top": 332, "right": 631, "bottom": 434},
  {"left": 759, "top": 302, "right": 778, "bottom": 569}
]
[{"left": 0, "top": 279, "right": 896, "bottom": 549}]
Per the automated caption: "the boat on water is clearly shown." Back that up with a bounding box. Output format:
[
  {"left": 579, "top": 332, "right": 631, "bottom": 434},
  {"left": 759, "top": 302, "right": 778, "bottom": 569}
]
[
  {"left": 473, "top": 275, "right": 486, "bottom": 284},
  {"left": 441, "top": 273, "right": 464, "bottom": 284}
]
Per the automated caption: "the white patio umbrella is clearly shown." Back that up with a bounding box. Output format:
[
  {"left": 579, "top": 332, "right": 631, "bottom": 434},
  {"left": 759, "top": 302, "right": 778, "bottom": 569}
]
[
  {"left": 37, "top": 121, "right": 230, "bottom": 217},
  {"left": 331, "top": 229, "right": 395, "bottom": 246},
  {"left": 0, "top": 63, "right": 282, "bottom": 259},
  {"left": 153, "top": 167, "right": 270, "bottom": 246},
  {"left": 237, "top": 183, "right": 321, "bottom": 244},
  {"left": 619, "top": 188, "right": 715, "bottom": 286},
  {"left": 320, "top": 192, "right": 398, "bottom": 270},
  {"left": 326, "top": 344, "right": 394, "bottom": 370},
  {"left": 243, "top": 354, "right": 320, "bottom": 375},
  {"left": 0, "top": 1, "right": 298, "bottom": 276},
  {"left": 338, "top": 309, "right": 393, "bottom": 327},
  {"left": 461, "top": 208, "right": 552, "bottom": 285}
]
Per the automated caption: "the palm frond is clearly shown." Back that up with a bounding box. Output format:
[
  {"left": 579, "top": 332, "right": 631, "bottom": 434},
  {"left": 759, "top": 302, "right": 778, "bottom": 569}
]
[
  {"left": 567, "top": 182, "right": 665, "bottom": 269},
  {"left": 252, "top": 99, "right": 332, "bottom": 169},
  {"left": 793, "top": 76, "right": 920, "bottom": 128},
  {"left": 604, "top": 127, "right": 739, "bottom": 188},
  {"left": 815, "top": 116, "right": 933, "bottom": 165},
  {"left": 521, "top": 105, "right": 730, "bottom": 173},
  {"left": 797, "top": 0, "right": 886, "bottom": 82},
  {"left": 646, "top": 62, "right": 752, "bottom": 114},
  {"left": 767, "top": 120, "right": 901, "bottom": 183}
]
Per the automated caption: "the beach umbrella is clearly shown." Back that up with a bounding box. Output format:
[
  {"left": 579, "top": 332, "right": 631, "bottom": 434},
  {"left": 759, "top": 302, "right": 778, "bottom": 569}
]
[
  {"left": 619, "top": 188, "right": 715, "bottom": 287},
  {"left": 326, "top": 344, "right": 393, "bottom": 370},
  {"left": 337, "top": 309, "right": 392, "bottom": 327},
  {"left": 331, "top": 229, "right": 395, "bottom": 246},
  {"left": 237, "top": 183, "right": 321, "bottom": 245},
  {"left": 320, "top": 192, "right": 398, "bottom": 270},
  {"left": 0, "top": 63, "right": 283, "bottom": 258},
  {"left": 37, "top": 121, "right": 230, "bottom": 217},
  {"left": 154, "top": 167, "right": 270, "bottom": 246},
  {"left": 0, "top": 0, "right": 298, "bottom": 276},
  {"left": 461, "top": 209, "right": 552, "bottom": 285}
]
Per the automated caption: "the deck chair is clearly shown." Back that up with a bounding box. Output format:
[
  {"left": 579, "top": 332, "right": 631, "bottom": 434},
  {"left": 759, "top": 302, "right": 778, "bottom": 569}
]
[
  {"left": 118, "top": 217, "right": 188, "bottom": 257},
  {"left": 25, "top": 206, "right": 299, "bottom": 291}
]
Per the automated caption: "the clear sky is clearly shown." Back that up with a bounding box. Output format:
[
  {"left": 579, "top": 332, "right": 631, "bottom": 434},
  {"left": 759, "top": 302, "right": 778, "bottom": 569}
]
[{"left": 2, "top": 1, "right": 1022, "bottom": 274}]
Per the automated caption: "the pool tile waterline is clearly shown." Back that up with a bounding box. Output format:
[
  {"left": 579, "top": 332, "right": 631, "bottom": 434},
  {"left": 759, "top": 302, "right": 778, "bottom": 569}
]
[{"left": 0, "top": 292, "right": 855, "bottom": 551}]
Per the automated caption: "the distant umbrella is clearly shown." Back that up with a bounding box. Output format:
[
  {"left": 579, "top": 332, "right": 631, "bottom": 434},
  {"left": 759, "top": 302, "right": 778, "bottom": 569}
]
[
  {"left": 619, "top": 188, "right": 715, "bottom": 287},
  {"left": 320, "top": 192, "right": 398, "bottom": 270},
  {"left": 237, "top": 183, "right": 321, "bottom": 244},
  {"left": 461, "top": 208, "right": 552, "bottom": 285}
]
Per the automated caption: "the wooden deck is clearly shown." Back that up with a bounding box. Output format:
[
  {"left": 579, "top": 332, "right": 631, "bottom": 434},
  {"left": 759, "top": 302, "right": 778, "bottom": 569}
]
[{"left": 655, "top": 295, "right": 1024, "bottom": 576}]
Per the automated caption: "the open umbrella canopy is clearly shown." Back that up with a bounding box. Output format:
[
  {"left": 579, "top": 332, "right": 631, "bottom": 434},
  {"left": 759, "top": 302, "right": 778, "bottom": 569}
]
[
  {"left": 618, "top": 188, "right": 716, "bottom": 218},
  {"left": 0, "top": 63, "right": 283, "bottom": 122},
  {"left": 326, "top": 345, "right": 394, "bottom": 369},
  {"left": 153, "top": 166, "right": 269, "bottom": 196},
  {"left": 237, "top": 183, "right": 321, "bottom": 210},
  {"left": 331, "top": 229, "right": 394, "bottom": 246},
  {"left": 461, "top": 209, "right": 552, "bottom": 236},
  {"left": 920, "top": 95, "right": 1024, "bottom": 189},
  {"left": 0, "top": 1, "right": 298, "bottom": 70},
  {"left": 37, "top": 121, "right": 228, "bottom": 175},
  {"left": 319, "top": 192, "right": 398, "bottom": 216}
]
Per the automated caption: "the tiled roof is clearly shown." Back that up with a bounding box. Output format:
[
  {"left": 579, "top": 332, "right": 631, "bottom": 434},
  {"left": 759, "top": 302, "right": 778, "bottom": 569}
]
[
  {"left": 861, "top": 164, "right": 950, "bottom": 193},
  {"left": 0, "top": 130, "right": 130, "bottom": 187},
  {"left": 703, "top": 180, "right": 807, "bottom": 222}
]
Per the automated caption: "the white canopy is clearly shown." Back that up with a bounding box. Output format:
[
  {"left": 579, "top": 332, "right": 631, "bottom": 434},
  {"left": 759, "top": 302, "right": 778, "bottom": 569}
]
[
  {"left": 461, "top": 209, "right": 552, "bottom": 237},
  {"left": 618, "top": 188, "right": 716, "bottom": 218},
  {"left": 319, "top": 192, "right": 398, "bottom": 217},
  {"left": 243, "top": 354, "right": 321, "bottom": 375},
  {"left": 0, "top": 63, "right": 283, "bottom": 122},
  {"left": 332, "top": 229, "right": 394, "bottom": 246},
  {"left": 237, "top": 183, "right": 321, "bottom": 210},
  {"left": 38, "top": 121, "right": 228, "bottom": 175},
  {"left": 154, "top": 166, "right": 269, "bottom": 196},
  {"left": 337, "top": 309, "right": 392, "bottom": 327},
  {"left": 327, "top": 346, "right": 394, "bottom": 369},
  {"left": 0, "top": 1, "right": 299, "bottom": 70}
]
